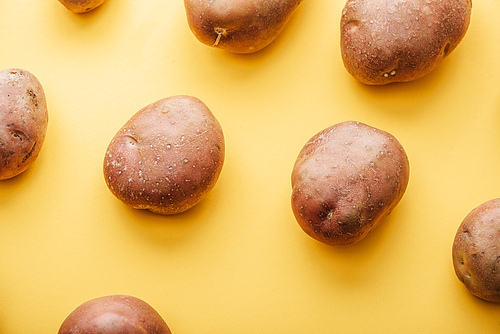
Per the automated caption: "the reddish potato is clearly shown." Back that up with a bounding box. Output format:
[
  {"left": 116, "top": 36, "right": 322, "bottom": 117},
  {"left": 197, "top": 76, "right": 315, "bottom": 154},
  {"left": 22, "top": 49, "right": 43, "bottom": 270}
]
[
  {"left": 0, "top": 68, "right": 48, "bottom": 180},
  {"left": 58, "top": 0, "right": 106, "bottom": 13},
  {"left": 453, "top": 199, "right": 500, "bottom": 302},
  {"left": 291, "top": 121, "right": 409, "bottom": 246},
  {"left": 184, "top": 0, "right": 302, "bottom": 54},
  {"left": 104, "top": 95, "right": 224, "bottom": 215},
  {"left": 340, "top": 0, "right": 472, "bottom": 85},
  {"left": 58, "top": 295, "right": 172, "bottom": 334}
]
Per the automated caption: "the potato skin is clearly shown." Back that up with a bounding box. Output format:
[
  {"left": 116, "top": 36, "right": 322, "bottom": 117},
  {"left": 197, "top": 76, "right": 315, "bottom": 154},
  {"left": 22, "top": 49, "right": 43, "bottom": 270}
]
[
  {"left": 291, "top": 121, "right": 409, "bottom": 246},
  {"left": 58, "top": 295, "right": 172, "bottom": 334},
  {"left": 58, "top": 0, "right": 106, "bottom": 13},
  {"left": 0, "top": 68, "right": 48, "bottom": 180},
  {"left": 452, "top": 199, "right": 500, "bottom": 302},
  {"left": 184, "top": 0, "right": 302, "bottom": 54},
  {"left": 340, "top": 0, "right": 472, "bottom": 85},
  {"left": 103, "top": 95, "right": 224, "bottom": 215}
]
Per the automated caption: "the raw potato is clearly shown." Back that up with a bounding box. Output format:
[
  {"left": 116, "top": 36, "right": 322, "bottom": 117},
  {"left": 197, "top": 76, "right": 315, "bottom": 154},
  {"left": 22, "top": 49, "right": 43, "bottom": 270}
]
[
  {"left": 340, "top": 0, "right": 472, "bottom": 85},
  {"left": 291, "top": 121, "right": 409, "bottom": 246},
  {"left": 103, "top": 95, "right": 224, "bottom": 215},
  {"left": 58, "top": 0, "right": 106, "bottom": 13},
  {"left": 58, "top": 295, "right": 172, "bottom": 334},
  {"left": 0, "top": 68, "right": 48, "bottom": 180},
  {"left": 184, "top": 0, "right": 302, "bottom": 54},
  {"left": 452, "top": 199, "right": 500, "bottom": 302}
]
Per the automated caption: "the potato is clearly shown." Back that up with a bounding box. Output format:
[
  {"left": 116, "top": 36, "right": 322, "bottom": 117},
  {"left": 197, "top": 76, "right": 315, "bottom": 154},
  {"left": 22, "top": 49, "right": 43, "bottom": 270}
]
[
  {"left": 340, "top": 0, "right": 472, "bottom": 85},
  {"left": 452, "top": 199, "right": 500, "bottom": 302},
  {"left": 291, "top": 121, "right": 410, "bottom": 246},
  {"left": 0, "top": 68, "right": 48, "bottom": 180},
  {"left": 58, "top": 0, "right": 106, "bottom": 13},
  {"left": 184, "top": 0, "right": 302, "bottom": 54},
  {"left": 103, "top": 95, "right": 224, "bottom": 215},
  {"left": 58, "top": 295, "right": 172, "bottom": 334}
]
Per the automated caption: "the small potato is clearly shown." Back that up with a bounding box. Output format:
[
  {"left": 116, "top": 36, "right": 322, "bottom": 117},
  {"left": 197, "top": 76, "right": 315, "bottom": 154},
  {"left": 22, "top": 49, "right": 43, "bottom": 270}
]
[
  {"left": 291, "top": 121, "right": 409, "bottom": 246},
  {"left": 58, "top": 0, "right": 106, "bottom": 13},
  {"left": 452, "top": 199, "right": 500, "bottom": 302},
  {"left": 58, "top": 295, "right": 172, "bottom": 334},
  {"left": 0, "top": 68, "right": 48, "bottom": 180},
  {"left": 340, "top": 0, "right": 472, "bottom": 85},
  {"left": 184, "top": 0, "right": 302, "bottom": 54},
  {"left": 103, "top": 95, "right": 224, "bottom": 215}
]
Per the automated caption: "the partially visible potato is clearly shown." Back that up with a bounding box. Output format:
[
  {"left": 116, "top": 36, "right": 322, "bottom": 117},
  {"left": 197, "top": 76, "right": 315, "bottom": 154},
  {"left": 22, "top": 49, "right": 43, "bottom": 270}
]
[
  {"left": 452, "top": 199, "right": 500, "bottom": 302},
  {"left": 58, "top": 295, "right": 172, "bottom": 334},
  {"left": 103, "top": 95, "right": 225, "bottom": 215},
  {"left": 0, "top": 68, "right": 48, "bottom": 180},
  {"left": 340, "top": 0, "right": 472, "bottom": 85},
  {"left": 184, "top": 0, "right": 302, "bottom": 54},
  {"left": 58, "top": 0, "right": 106, "bottom": 13},
  {"left": 291, "top": 121, "right": 409, "bottom": 246}
]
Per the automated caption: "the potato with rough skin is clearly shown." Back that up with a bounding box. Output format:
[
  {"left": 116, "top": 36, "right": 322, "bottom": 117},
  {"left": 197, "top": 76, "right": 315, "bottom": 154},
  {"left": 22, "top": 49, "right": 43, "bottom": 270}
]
[
  {"left": 104, "top": 95, "right": 224, "bottom": 215},
  {"left": 184, "top": 0, "right": 302, "bottom": 54},
  {"left": 452, "top": 199, "right": 500, "bottom": 302},
  {"left": 340, "top": 0, "right": 472, "bottom": 85},
  {"left": 58, "top": 295, "right": 172, "bottom": 334},
  {"left": 291, "top": 121, "right": 409, "bottom": 246},
  {"left": 0, "top": 68, "right": 48, "bottom": 180},
  {"left": 58, "top": 0, "right": 106, "bottom": 13}
]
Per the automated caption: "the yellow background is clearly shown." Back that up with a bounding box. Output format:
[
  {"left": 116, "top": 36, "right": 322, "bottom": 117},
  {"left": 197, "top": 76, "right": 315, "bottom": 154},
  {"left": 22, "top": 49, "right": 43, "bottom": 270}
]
[{"left": 0, "top": 0, "right": 499, "bottom": 332}]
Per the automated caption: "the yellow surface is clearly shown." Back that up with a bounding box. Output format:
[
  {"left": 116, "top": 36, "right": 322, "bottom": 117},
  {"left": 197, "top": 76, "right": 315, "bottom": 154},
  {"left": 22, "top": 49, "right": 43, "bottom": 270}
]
[{"left": 0, "top": 0, "right": 499, "bottom": 333}]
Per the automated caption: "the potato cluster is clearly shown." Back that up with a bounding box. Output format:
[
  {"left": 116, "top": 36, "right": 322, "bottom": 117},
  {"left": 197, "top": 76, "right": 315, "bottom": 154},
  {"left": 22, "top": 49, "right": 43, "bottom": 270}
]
[{"left": 6, "top": 0, "right": 500, "bottom": 332}]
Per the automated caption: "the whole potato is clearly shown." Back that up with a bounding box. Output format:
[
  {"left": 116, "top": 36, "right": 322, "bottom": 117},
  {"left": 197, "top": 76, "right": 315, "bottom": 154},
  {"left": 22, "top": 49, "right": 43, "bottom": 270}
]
[
  {"left": 291, "top": 121, "right": 409, "bottom": 246},
  {"left": 340, "top": 0, "right": 472, "bottom": 85},
  {"left": 58, "top": 0, "right": 106, "bottom": 13},
  {"left": 452, "top": 199, "right": 500, "bottom": 302},
  {"left": 184, "top": 0, "right": 302, "bottom": 54},
  {"left": 0, "top": 68, "right": 48, "bottom": 180},
  {"left": 103, "top": 95, "right": 224, "bottom": 215},
  {"left": 58, "top": 295, "right": 172, "bottom": 334}
]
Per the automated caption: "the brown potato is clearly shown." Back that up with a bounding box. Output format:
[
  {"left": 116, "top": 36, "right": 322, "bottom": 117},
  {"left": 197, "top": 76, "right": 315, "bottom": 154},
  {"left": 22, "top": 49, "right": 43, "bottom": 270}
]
[
  {"left": 184, "top": 0, "right": 302, "bottom": 54},
  {"left": 58, "top": 0, "right": 106, "bottom": 13},
  {"left": 0, "top": 68, "right": 48, "bottom": 180},
  {"left": 340, "top": 0, "right": 472, "bottom": 85},
  {"left": 452, "top": 199, "right": 500, "bottom": 302},
  {"left": 103, "top": 95, "right": 224, "bottom": 215},
  {"left": 291, "top": 121, "right": 409, "bottom": 246},
  {"left": 58, "top": 295, "right": 172, "bottom": 334}
]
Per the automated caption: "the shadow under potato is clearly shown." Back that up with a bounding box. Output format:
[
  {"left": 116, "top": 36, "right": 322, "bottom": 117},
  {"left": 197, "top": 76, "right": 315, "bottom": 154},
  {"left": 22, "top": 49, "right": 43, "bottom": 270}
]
[
  {"left": 119, "top": 189, "right": 221, "bottom": 244},
  {"left": 298, "top": 203, "right": 408, "bottom": 287},
  {"left": 0, "top": 163, "right": 42, "bottom": 205}
]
